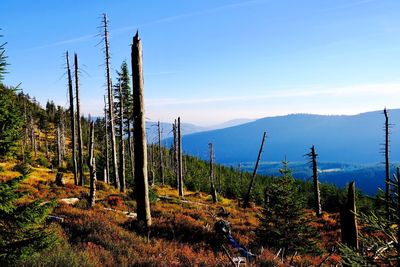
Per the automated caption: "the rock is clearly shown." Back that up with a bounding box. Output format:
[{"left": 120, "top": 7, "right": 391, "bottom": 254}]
[{"left": 59, "top": 198, "right": 80, "bottom": 205}]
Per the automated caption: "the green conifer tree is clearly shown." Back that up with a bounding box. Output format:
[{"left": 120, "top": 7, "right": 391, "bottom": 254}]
[
  {"left": 258, "top": 160, "right": 319, "bottom": 254},
  {"left": 0, "top": 175, "right": 57, "bottom": 265}
]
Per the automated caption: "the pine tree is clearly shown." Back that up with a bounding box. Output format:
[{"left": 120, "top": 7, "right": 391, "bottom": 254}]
[
  {"left": 258, "top": 160, "right": 318, "bottom": 254},
  {"left": 0, "top": 175, "right": 57, "bottom": 265},
  {"left": 0, "top": 86, "right": 23, "bottom": 157}
]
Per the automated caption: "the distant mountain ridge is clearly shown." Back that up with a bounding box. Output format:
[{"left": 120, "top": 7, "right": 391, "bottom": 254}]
[{"left": 178, "top": 109, "right": 400, "bottom": 164}]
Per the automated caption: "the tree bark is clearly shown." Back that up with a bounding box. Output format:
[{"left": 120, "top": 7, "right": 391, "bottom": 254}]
[
  {"left": 131, "top": 31, "right": 151, "bottom": 227},
  {"left": 384, "top": 108, "right": 390, "bottom": 220},
  {"left": 309, "top": 145, "right": 322, "bottom": 217},
  {"left": 102, "top": 13, "right": 119, "bottom": 189},
  {"left": 340, "top": 181, "right": 358, "bottom": 250},
  {"left": 88, "top": 121, "right": 96, "bottom": 207},
  {"left": 209, "top": 143, "right": 218, "bottom": 203},
  {"left": 74, "top": 53, "right": 85, "bottom": 186},
  {"left": 158, "top": 121, "right": 164, "bottom": 185},
  {"left": 66, "top": 51, "right": 78, "bottom": 185},
  {"left": 104, "top": 95, "right": 110, "bottom": 183},
  {"left": 178, "top": 117, "right": 184, "bottom": 197},
  {"left": 243, "top": 131, "right": 266, "bottom": 208},
  {"left": 173, "top": 121, "right": 179, "bottom": 189},
  {"left": 118, "top": 85, "right": 126, "bottom": 192}
]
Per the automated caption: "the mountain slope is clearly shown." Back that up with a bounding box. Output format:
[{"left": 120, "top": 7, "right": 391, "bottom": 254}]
[{"left": 179, "top": 109, "right": 400, "bottom": 164}]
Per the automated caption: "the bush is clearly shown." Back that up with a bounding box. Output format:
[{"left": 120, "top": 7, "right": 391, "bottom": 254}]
[
  {"left": 12, "top": 163, "right": 32, "bottom": 175},
  {"left": 36, "top": 156, "right": 50, "bottom": 168}
]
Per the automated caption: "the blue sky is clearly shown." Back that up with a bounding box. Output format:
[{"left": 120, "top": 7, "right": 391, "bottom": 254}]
[{"left": 2, "top": 0, "right": 400, "bottom": 125}]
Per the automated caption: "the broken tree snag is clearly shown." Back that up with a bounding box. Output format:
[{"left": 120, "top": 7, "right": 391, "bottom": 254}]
[
  {"left": 178, "top": 117, "right": 184, "bottom": 197},
  {"left": 131, "top": 31, "right": 151, "bottom": 227},
  {"left": 118, "top": 84, "right": 126, "bottom": 193},
  {"left": 243, "top": 131, "right": 266, "bottom": 208},
  {"left": 384, "top": 107, "right": 390, "bottom": 220},
  {"left": 88, "top": 121, "right": 96, "bottom": 207},
  {"left": 102, "top": 13, "right": 119, "bottom": 189},
  {"left": 55, "top": 171, "right": 65, "bottom": 186},
  {"left": 340, "top": 181, "right": 358, "bottom": 250},
  {"left": 308, "top": 145, "right": 322, "bottom": 217},
  {"left": 66, "top": 51, "right": 78, "bottom": 185},
  {"left": 74, "top": 53, "right": 85, "bottom": 186},
  {"left": 209, "top": 143, "right": 218, "bottom": 203},
  {"left": 158, "top": 121, "right": 165, "bottom": 185}
]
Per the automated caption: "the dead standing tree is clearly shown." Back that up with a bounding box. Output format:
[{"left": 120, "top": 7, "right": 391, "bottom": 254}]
[
  {"left": 383, "top": 108, "right": 391, "bottom": 220},
  {"left": 88, "top": 121, "right": 96, "bottom": 207},
  {"left": 209, "top": 143, "right": 218, "bottom": 203},
  {"left": 66, "top": 51, "right": 78, "bottom": 185},
  {"left": 173, "top": 120, "right": 179, "bottom": 189},
  {"left": 101, "top": 13, "right": 119, "bottom": 189},
  {"left": 340, "top": 181, "right": 359, "bottom": 250},
  {"left": 131, "top": 31, "right": 151, "bottom": 227},
  {"left": 243, "top": 131, "right": 266, "bottom": 208},
  {"left": 158, "top": 121, "right": 165, "bottom": 185},
  {"left": 307, "top": 145, "right": 322, "bottom": 217},
  {"left": 103, "top": 95, "right": 110, "bottom": 183},
  {"left": 178, "top": 117, "right": 184, "bottom": 197},
  {"left": 74, "top": 53, "right": 85, "bottom": 186},
  {"left": 118, "top": 84, "right": 126, "bottom": 192}
]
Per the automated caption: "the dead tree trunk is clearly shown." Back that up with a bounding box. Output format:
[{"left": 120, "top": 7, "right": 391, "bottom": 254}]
[
  {"left": 178, "top": 117, "right": 184, "bottom": 197},
  {"left": 118, "top": 85, "right": 126, "bottom": 192},
  {"left": 308, "top": 145, "right": 322, "bottom": 217},
  {"left": 102, "top": 13, "right": 119, "bottom": 189},
  {"left": 158, "top": 121, "right": 165, "bottom": 185},
  {"left": 57, "top": 124, "right": 62, "bottom": 168},
  {"left": 173, "top": 121, "right": 179, "bottom": 189},
  {"left": 340, "top": 181, "right": 358, "bottom": 250},
  {"left": 103, "top": 95, "right": 110, "bottom": 183},
  {"left": 132, "top": 31, "right": 151, "bottom": 227},
  {"left": 74, "top": 53, "right": 85, "bottom": 186},
  {"left": 209, "top": 143, "right": 218, "bottom": 203},
  {"left": 22, "top": 100, "right": 27, "bottom": 163},
  {"left": 384, "top": 108, "right": 390, "bottom": 220},
  {"left": 45, "top": 128, "right": 49, "bottom": 161},
  {"left": 66, "top": 51, "right": 78, "bottom": 185},
  {"left": 243, "top": 131, "right": 266, "bottom": 208},
  {"left": 127, "top": 115, "right": 134, "bottom": 181},
  {"left": 88, "top": 121, "right": 96, "bottom": 207}
]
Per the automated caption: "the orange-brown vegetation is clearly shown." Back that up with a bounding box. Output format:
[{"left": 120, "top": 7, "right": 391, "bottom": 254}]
[{"left": 0, "top": 161, "right": 343, "bottom": 266}]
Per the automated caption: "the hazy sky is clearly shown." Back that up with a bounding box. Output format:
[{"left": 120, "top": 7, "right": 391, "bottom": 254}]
[{"left": 2, "top": 0, "right": 400, "bottom": 126}]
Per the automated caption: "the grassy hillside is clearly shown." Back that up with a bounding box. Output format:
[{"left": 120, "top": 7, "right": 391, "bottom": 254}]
[{"left": 0, "top": 161, "right": 342, "bottom": 266}]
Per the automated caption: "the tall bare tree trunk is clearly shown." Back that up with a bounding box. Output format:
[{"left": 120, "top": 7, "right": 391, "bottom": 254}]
[
  {"left": 102, "top": 13, "right": 119, "bottom": 189},
  {"left": 384, "top": 108, "right": 390, "bottom": 220},
  {"left": 173, "top": 121, "right": 179, "bottom": 189},
  {"left": 74, "top": 53, "right": 85, "bottom": 186},
  {"left": 118, "top": 85, "right": 126, "bottom": 192},
  {"left": 88, "top": 121, "right": 96, "bottom": 207},
  {"left": 209, "top": 143, "right": 218, "bottom": 203},
  {"left": 45, "top": 128, "right": 49, "bottom": 161},
  {"left": 57, "top": 124, "right": 62, "bottom": 168},
  {"left": 22, "top": 100, "right": 27, "bottom": 163},
  {"left": 66, "top": 52, "right": 78, "bottom": 185},
  {"left": 132, "top": 31, "right": 151, "bottom": 227},
  {"left": 178, "top": 117, "right": 184, "bottom": 197},
  {"left": 243, "top": 131, "right": 266, "bottom": 208},
  {"left": 158, "top": 121, "right": 164, "bottom": 185},
  {"left": 103, "top": 95, "right": 110, "bottom": 183},
  {"left": 127, "top": 116, "right": 134, "bottom": 181},
  {"left": 309, "top": 145, "right": 322, "bottom": 217}
]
